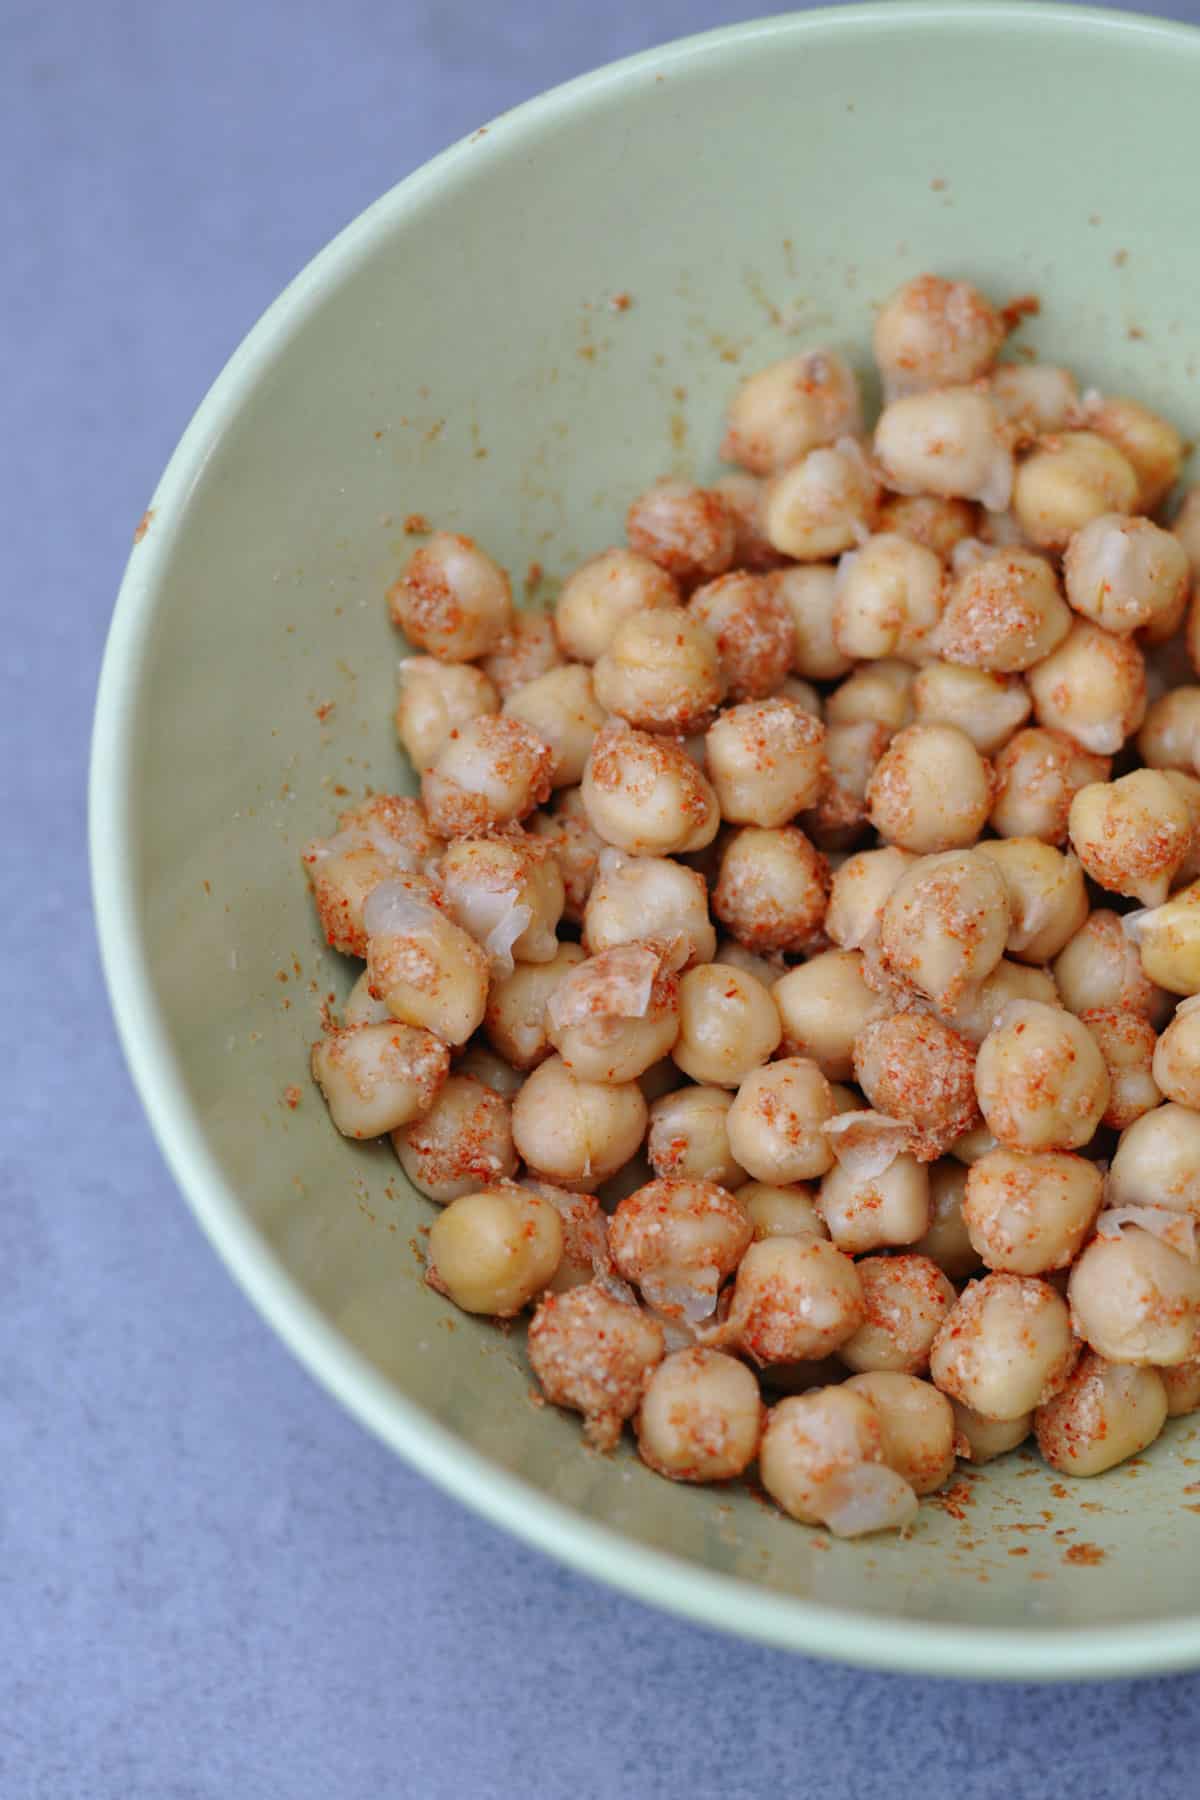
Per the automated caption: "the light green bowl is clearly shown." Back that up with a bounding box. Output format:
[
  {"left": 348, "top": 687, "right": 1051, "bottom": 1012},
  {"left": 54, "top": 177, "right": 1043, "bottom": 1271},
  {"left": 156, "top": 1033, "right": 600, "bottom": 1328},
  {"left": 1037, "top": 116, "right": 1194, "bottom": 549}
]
[{"left": 92, "top": 2, "right": 1200, "bottom": 1679}]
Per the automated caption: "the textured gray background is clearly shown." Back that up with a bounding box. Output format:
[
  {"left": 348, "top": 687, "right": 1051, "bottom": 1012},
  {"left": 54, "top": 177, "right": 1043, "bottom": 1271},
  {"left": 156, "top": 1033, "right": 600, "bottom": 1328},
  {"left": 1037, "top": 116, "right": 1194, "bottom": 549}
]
[{"left": 8, "top": 2, "right": 1200, "bottom": 1795}]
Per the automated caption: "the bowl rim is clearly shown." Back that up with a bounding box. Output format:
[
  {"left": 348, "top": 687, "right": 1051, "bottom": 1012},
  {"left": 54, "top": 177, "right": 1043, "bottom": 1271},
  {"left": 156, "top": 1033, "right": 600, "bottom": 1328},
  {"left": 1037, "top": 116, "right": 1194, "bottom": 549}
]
[{"left": 91, "top": 0, "right": 1200, "bottom": 1680}]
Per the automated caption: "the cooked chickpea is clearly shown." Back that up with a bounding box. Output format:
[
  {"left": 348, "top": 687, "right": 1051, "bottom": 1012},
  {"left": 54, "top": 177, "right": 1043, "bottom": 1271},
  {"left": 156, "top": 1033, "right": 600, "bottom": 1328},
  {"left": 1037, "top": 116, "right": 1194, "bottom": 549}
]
[
  {"left": 1160, "top": 1357, "right": 1200, "bottom": 1417},
  {"left": 545, "top": 942, "right": 681, "bottom": 1084},
  {"left": 760, "top": 440, "right": 879, "bottom": 561},
  {"left": 1174, "top": 486, "right": 1200, "bottom": 579},
  {"left": 930, "top": 1273, "right": 1077, "bottom": 1418},
  {"left": 726, "top": 1058, "right": 836, "bottom": 1185},
  {"left": 988, "top": 363, "right": 1079, "bottom": 433},
  {"left": 1128, "top": 881, "right": 1200, "bottom": 996},
  {"left": 388, "top": 531, "right": 513, "bottom": 661},
  {"left": 687, "top": 571, "right": 794, "bottom": 702},
  {"left": 941, "top": 957, "right": 1059, "bottom": 1047},
  {"left": 554, "top": 546, "right": 680, "bottom": 663},
  {"left": 1081, "top": 391, "right": 1184, "bottom": 513},
  {"left": 422, "top": 713, "right": 553, "bottom": 837},
  {"left": 855, "top": 1012, "right": 981, "bottom": 1161},
  {"left": 721, "top": 348, "right": 862, "bottom": 472},
  {"left": 705, "top": 697, "right": 826, "bottom": 827},
  {"left": 804, "top": 720, "right": 892, "bottom": 849},
  {"left": 845, "top": 1371, "right": 956, "bottom": 1495},
  {"left": 363, "top": 882, "right": 490, "bottom": 1046},
  {"left": 583, "top": 848, "right": 715, "bottom": 968},
  {"left": 974, "top": 838, "right": 1088, "bottom": 964},
  {"left": 1063, "top": 514, "right": 1188, "bottom": 638},
  {"left": 866, "top": 723, "right": 992, "bottom": 853},
  {"left": 394, "top": 657, "right": 499, "bottom": 769},
  {"left": 626, "top": 480, "right": 736, "bottom": 585},
  {"left": 1069, "top": 1227, "right": 1200, "bottom": 1366},
  {"left": 768, "top": 565, "right": 853, "bottom": 681},
  {"left": 832, "top": 532, "right": 945, "bottom": 663},
  {"left": 591, "top": 609, "right": 722, "bottom": 734},
  {"left": 1035, "top": 1352, "right": 1168, "bottom": 1476},
  {"left": 511, "top": 1054, "right": 648, "bottom": 1188},
  {"left": 818, "top": 1152, "right": 931, "bottom": 1253},
  {"left": 391, "top": 1073, "right": 517, "bottom": 1202},
  {"left": 1079, "top": 1009, "right": 1161, "bottom": 1130},
  {"left": 723, "top": 1237, "right": 865, "bottom": 1363},
  {"left": 1152, "top": 999, "right": 1200, "bottom": 1108},
  {"left": 934, "top": 548, "right": 1071, "bottom": 673},
  {"left": 874, "top": 274, "right": 1004, "bottom": 397},
  {"left": 527, "top": 787, "right": 605, "bottom": 923},
  {"left": 740, "top": 1183, "right": 829, "bottom": 1243},
  {"left": 913, "top": 1160, "right": 980, "bottom": 1279},
  {"left": 838, "top": 1255, "right": 957, "bottom": 1375},
  {"left": 476, "top": 609, "right": 561, "bottom": 698},
  {"left": 949, "top": 1122, "right": 1001, "bottom": 1163},
  {"left": 1011, "top": 431, "right": 1139, "bottom": 551},
  {"left": 912, "top": 663, "right": 1032, "bottom": 755},
  {"left": 712, "top": 826, "right": 828, "bottom": 955},
  {"left": 636, "top": 1348, "right": 762, "bottom": 1482},
  {"left": 711, "top": 473, "right": 787, "bottom": 572},
  {"left": 773, "top": 951, "right": 888, "bottom": 1082},
  {"left": 713, "top": 938, "right": 786, "bottom": 987},
  {"left": 1107, "top": 1102, "right": 1200, "bottom": 1216},
  {"left": 310, "top": 1021, "right": 449, "bottom": 1140},
  {"left": 879, "top": 850, "right": 1010, "bottom": 1007},
  {"left": 974, "top": 999, "right": 1108, "bottom": 1152},
  {"left": 825, "top": 659, "right": 915, "bottom": 734},
  {"left": 502, "top": 664, "right": 606, "bottom": 789},
  {"left": 527, "top": 1284, "right": 664, "bottom": 1449},
  {"left": 962, "top": 1147, "right": 1102, "bottom": 1274},
  {"left": 1068, "top": 771, "right": 1192, "bottom": 907},
  {"left": 647, "top": 1086, "right": 747, "bottom": 1189},
  {"left": 455, "top": 1042, "right": 524, "bottom": 1098},
  {"left": 342, "top": 969, "right": 392, "bottom": 1027},
  {"left": 778, "top": 675, "right": 824, "bottom": 718},
  {"left": 581, "top": 718, "right": 719, "bottom": 857},
  {"left": 874, "top": 388, "right": 1012, "bottom": 510},
  {"left": 672, "top": 964, "right": 782, "bottom": 1086},
  {"left": 1138, "top": 689, "right": 1200, "bottom": 773},
  {"left": 483, "top": 941, "right": 584, "bottom": 1070},
  {"left": 1054, "top": 908, "right": 1169, "bottom": 1021},
  {"left": 825, "top": 845, "right": 916, "bottom": 949},
  {"left": 426, "top": 1183, "right": 562, "bottom": 1316},
  {"left": 608, "top": 1178, "right": 751, "bottom": 1322},
  {"left": 1028, "top": 619, "right": 1146, "bottom": 758},
  {"left": 990, "top": 727, "right": 1111, "bottom": 844},
  {"left": 951, "top": 1400, "right": 1032, "bottom": 1463},
  {"left": 1159, "top": 771, "right": 1200, "bottom": 886},
  {"left": 760, "top": 1387, "right": 919, "bottom": 1534},
  {"left": 877, "top": 492, "right": 978, "bottom": 558},
  {"left": 437, "top": 835, "right": 564, "bottom": 972},
  {"left": 302, "top": 797, "right": 440, "bottom": 958}
]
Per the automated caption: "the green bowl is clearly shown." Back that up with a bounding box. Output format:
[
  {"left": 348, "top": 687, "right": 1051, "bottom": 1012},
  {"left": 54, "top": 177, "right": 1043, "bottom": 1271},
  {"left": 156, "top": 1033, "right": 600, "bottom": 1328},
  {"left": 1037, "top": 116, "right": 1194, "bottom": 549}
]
[{"left": 91, "top": 2, "right": 1200, "bottom": 1679}]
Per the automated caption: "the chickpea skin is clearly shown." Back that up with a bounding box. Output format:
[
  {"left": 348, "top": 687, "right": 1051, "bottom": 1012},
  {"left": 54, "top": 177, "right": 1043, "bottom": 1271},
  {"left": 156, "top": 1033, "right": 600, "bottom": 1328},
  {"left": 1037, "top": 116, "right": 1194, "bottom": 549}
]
[
  {"left": 545, "top": 942, "right": 682, "bottom": 1085},
  {"left": 583, "top": 848, "right": 715, "bottom": 969}
]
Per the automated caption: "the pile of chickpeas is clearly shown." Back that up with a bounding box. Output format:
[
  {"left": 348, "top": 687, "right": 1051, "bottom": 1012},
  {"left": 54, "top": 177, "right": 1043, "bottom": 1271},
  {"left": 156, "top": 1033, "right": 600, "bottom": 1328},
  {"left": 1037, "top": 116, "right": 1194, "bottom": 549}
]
[{"left": 305, "top": 271, "right": 1200, "bottom": 1537}]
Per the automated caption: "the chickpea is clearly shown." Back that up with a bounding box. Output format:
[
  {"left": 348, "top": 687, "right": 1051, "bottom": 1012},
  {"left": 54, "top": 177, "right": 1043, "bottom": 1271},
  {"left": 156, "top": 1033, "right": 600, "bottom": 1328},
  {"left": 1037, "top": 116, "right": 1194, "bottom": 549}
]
[
  {"left": 1035, "top": 1352, "right": 1168, "bottom": 1476},
  {"left": 873, "top": 273, "right": 1004, "bottom": 392},
  {"left": 1028, "top": 619, "right": 1146, "bottom": 758},
  {"left": 760, "top": 440, "right": 879, "bottom": 561},
  {"left": 866, "top": 723, "right": 992, "bottom": 854},
  {"left": 310, "top": 1022, "right": 449, "bottom": 1140},
  {"left": 713, "top": 938, "right": 786, "bottom": 988},
  {"left": 711, "top": 473, "right": 788, "bottom": 572},
  {"left": 502, "top": 664, "right": 606, "bottom": 789},
  {"left": 1069, "top": 1227, "right": 1200, "bottom": 1366},
  {"left": 437, "top": 835, "right": 564, "bottom": 973},
  {"left": 626, "top": 480, "right": 736, "bottom": 585},
  {"left": 975, "top": 999, "right": 1108, "bottom": 1153},
  {"left": 879, "top": 850, "right": 1010, "bottom": 1008},
  {"left": 712, "top": 826, "right": 829, "bottom": 955},
  {"left": 394, "top": 657, "right": 499, "bottom": 770},
  {"left": 1081, "top": 391, "right": 1185, "bottom": 513},
  {"left": 722, "top": 1237, "right": 865, "bottom": 1362},
  {"left": 342, "top": 969, "right": 392, "bottom": 1027},
  {"left": 760, "top": 1387, "right": 918, "bottom": 1535},
  {"left": 854, "top": 1012, "right": 981, "bottom": 1161},
  {"left": 391, "top": 1073, "right": 517, "bottom": 1203},
  {"left": 554, "top": 546, "right": 680, "bottom": 663},
  {"left": 483, "top": 940, "right": 584, "bottom": 1070},
  {"left": 672, "top": 964, "right": 782, "bottom": 1086},
  {"left": 1054, "top": 908, "right": 1170, "bottom": 1022},
  {"left": 1161, "top": 772, "right": 1200, "bottom": 887},
  {"left": 721, "top": 348, "right": 862, "bottom": 472},
  {"left": 1152, "top": 998, "right": 1200, "bottom": 1108},
  {"left": 1107, "top": 1103, "right": 1200, "bottom": 1216},
  {"left": 648, "top": 1087, "right": 747, "bottom": 1189},
  {"left": 1063, "top": 514, "right": 1189, "bottom": 637},
  {"left": 422, "top": 713, "right": 553, "bottom": 837},
  {"left": 1079, "top": 1009, "right": 1161, "bottom": 1130},
  {"left": 1138, "top": 688, "right": 1200, "bottom": 773},
  {"left": 581, "top": 719, "right": 719, "bottom": 857},
  {"left": 726, "top": 1058, "right": 836, "bottom": 1185},
  {"left": 990, "top": 727, "right": 1111, "bottom": 844},
  {"left": 546, "top": 942, "right": 681, "bottom": 1084},
  {"left": 1011, "top": 431, "right": 1139, "bottom": 551},
  {"left": 913, "top": 1160, "right": 980, "bottom": 1280},
  {"left": 778, "top": 675, "right": 824, "bottom": 718},
  {"left": 804, "top": 720, "right": 892, "bottom": 850},
  {"left": 825, "top": 659, "right": 915, "bottom": 734},
  {"left": 687, "top": 571, "right": 795, "bottom": 702},
  {"left": 974, "top": 838, "right": 1088, "bottom": 964},
  {"left": 988, "top": 363, "right": 1079, "bottom": 433},
  {"left": 930, "top": 1273, "right": 1078, "bottom": 1418},
  {"left": 475, "top": 609, "right": 561, "bottom": 698},
  {"left": 773, "top": 951, "right": 888, "bottom": 1081},
  {"left": 912, "top": 662, "right": 1032, "bottom": 755},
  {"left": 874, "top": 388, "right": 1013, "bottom": 510},
  {"left": 877, "top": 492, "right": 978, "bottom": 559},
  {"left": 845, "top": 1371, "right": 956, "bottom": 1495},
  {"left": 818, "top": 1152, "right": 931, "bottom": 1253},
  {"left": 1128, "top": 880, "right": 1200, "bottom": 996},
  {"left": 636, "top": 1348, "right": 762, "bottom": 1482},
  {"left": 950, "top": 1123, "right": 1001, "bottom": 1164},
  {"left": 940, "top": 957, "right": 1059, "bottom": 1047},
  {"left": 455, "top": 1042, "right": 524, "bottom": 1098},
  {"left": 832, "top": 532, "right": 945, "bottom": 663},
  {"left": 1160, "top": 1358, "right": 1200, "bottom": 1417},
  {"left": 1174, "top": 486, "right": 1200, "bottom": 579},
  {"left": 705, "top": 697, "right": 826, "bottom": 827},
  {"left": 388, "top": 531, "right": 513, "bottom": 661},
  {"left": 583, "top": 848, "right": 715, "bottom": 969},
  {"left": 951, "top": 1400, "right": 1031, "bottom": 1463},
  {"left": 962, "top": 1147, "right": 1102, "bottom": 1274},
  {"left": 838, "top": 1255, "right": 957, "bottom": 1375},
  {"left": 740, "top": 1182, "right": 829, "bottom": 1243},
  {"left": 825, "top": 845, "right": 916, "bottom": 950},
  {"left": 511, "top": 1054, "right": 648, "bottom": 1189},
  {"left": 426, "top": 1183, "right": 562, "bottom": 1316},
  {"left": 609, "top": 1178, "right": 751, "bottom": 1322},
  {"left": 527, "top": 787, "right": 605, "bottom": 923},
  {"left": 1068, "top": 771, "right": 1192, "bottom": 907},
  {"left": 364, "top": 882, "right": 490, "bottom": 1046},
  {"left": 527, "top": 1284, "right": 665, "bottom": 1450},
  {"left": 521, "top": 1179, "right": 610, "bottom": 1296},
  {"left": 934, "top": 548, "right": 1071, "bottom": 673},
  {"left": 768, "top": 565, "right": 853, "bottom": 681},
  {"left": 591, "top": 610, "right": 721, "bottom": 734},
  {"left": 302, "top": 797, "right": 440, "bottom": 958}
]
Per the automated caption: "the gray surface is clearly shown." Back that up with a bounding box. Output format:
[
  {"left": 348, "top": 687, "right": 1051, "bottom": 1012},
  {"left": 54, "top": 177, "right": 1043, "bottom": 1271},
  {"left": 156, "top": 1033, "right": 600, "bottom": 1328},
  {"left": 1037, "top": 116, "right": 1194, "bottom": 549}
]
[{"left": 8, "top": 0, "right": 1200, "bottom": 1794}]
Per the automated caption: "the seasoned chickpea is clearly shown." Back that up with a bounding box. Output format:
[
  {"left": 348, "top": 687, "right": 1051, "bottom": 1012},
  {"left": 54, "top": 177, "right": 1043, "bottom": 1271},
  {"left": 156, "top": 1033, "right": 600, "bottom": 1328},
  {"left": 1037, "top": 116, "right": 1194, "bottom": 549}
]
[
  {"left": 522, "top": 1179, "right": 612, "bottom": 1295},
  {"left": 760, "top": 440, "right": 879, "bottom": 561},
  {"left": 988, "top": 363, "right": 1079, "bottom": 433},
  {"left": 546, "top": 942, "right": 681, "bottom": 1084},
  {"left": 712, "top": 826, "right": 829, "bottom": 955},
  {"left": 1108, "top": 1103, "right": 1200, "bottom": 1216},
  {"left": 1081, "top": 391, "right": 1185, "bottom": 513},
  {"left": 302, "top": 796, "right": 440, "bottom": 958},
  {"left": 688, "top": 571, "right": 794, "bottom": 702},
  {"left": 1138, "top": 688, "right": 1200, "bottom": 773},
  {"left": 1063, "top": 514, "right": 1189, "bottom": 637},
  {"left": 838, "top": 1255, "right": 956, "bottom": 1375},
  {"left": 394, "top": 657, "right": 499, "bottom": 770},
  {"left": 740, "top": 1183, "right": 829, "bottom": 1243},
  {"left": 726, "top": 1058, "right": 836, "bottom": 1185},
  {"left": 773, "top": 951, "right": 888, "bottom": 1081},
  {"left": 912, "top": 663, "right": 1032, "bottom": 755},
  {"left": 583, "top": 848, "right": 715, "bottom": 968},
  {"left": 722, "top": 1237, "right": 865, "bottom": 1363},
  {"left": 854, "top": 1012, "right": 981, "bottom": 1161},
  {"left": 1028, "top": 619, "right": 1146, "bottom": 758},
  {"left": 818, "top": 1152, "right": 931, "bottom": 1253},
  {"left": 778, "top": 675, "right": 823, "bottom": 718},
  {"left": 804, "top": 720, "right": 892, "bottom": 849},
  {"left": 825, "top": 659, "right": 915, "bottom": 734},
  {"left": 934, "top": 548, "right": 1071, "bottom": 673},
  {"left": 455, "top": 1042, "right": 524, "bottom": 1098},
  {"left": 705, "top": 697, "right": 826, "bottom": 827},
  {"left": 1160, "top": 771, "right": 1200, "bottom": 886},
  {"left": 913, "top": 1160, "right": 980, "bottom": 1279},
  {"left": 866, "top": 723, "right": 992, "bottom": 854},
  {"left": 422, "top": 713, "right": 553, "bottom": 837},
  {"left": 310, "top": 1022, "right": 449, "bottom": 1140},
  {"left": 1054, "top": 908, "right": 1169, "bottom": 1022},
  {"left": 832, "top": 532, "right": 945, "bottom": 663},
  {"left": 951, "top": 1400, "right": 1031, "bottom": 1463},
  {"left": 949, "top": 1122, "right": 1000, "bottom": 1163},
  {"left": 672, "top": 963, "right": 782, "bottom": 1086},
  {"left": 437, "top": 835, "right": 564, "bottom": 972},
  {"left": 1127, "top": 880, "right": 1200, "bottom": 996},
  {"left": 512, "top": 1054, "right": 648, "bottom": 1189},
  {"left": 768, "top": 565, "right": 853, "bottom": 681},
  {"left": 342, "top": 969, "right": 392, "bottom": 1027},
  {"left": 974, "top": 838, "right": 1088, "bottom": 964},
  {"left": 608, "top": 1178, "right": 751, "bottom": 1321},
  {"left": 845, "top": 1371, "right": 956, "bottom": 1494},
  {"left": 648, "top": 1087, "right": 747, "bottom": 1189},
  {"left": 1011, "top": 431, "right": 1139, "bottom": 551},
  {"left": 990, "top": 727, "right": 1110, "bottom": 844},
  {"left": 636, "top": 1348, "right": 762, "bottom": 1482},
  {"left": 760, "top": 1387, "right": 918, "bottom": 1535},
  {"left": 975, "top": 1000, "right": 1108, "bottom": 1152},
  {"left": 1152, "top": 998, "right": 1200, "bottom": 1108},
  {"left": 826, "top": 845, "right": 916, "bottom": 949},
  {"left": 1160, "top": 1358, "right": 1200, "bottom": 1417},
  {"left": 528, "top": 787, "right": 605, "bottom": 923},
  {"left": 721, "top": 348, "right": 862, "bottom": 472},
  {"left": 940, "top": 957, "right": 1059, "bottom": 1047},
  {"left": 478, "top": 609, "right": 561, "bottom": 697},
  {"left": 1069, "top": 1227, "right": 1200, "bottom": 1366},
  {"left": 874, "top": 274, "right": 1004, "bottom": 397},
  {"left": 626, "top": 479, "right": 736, "bottom": 585},
  {"left": 1174, "top": 486, "right": 1200, "bottom": 579},
  {"left": 388, "top": 531, "right": 513, "bottom": 661},
  {"left": 712, "top": 473, "right": 788, "bottom": 571},
  {"left": 1035, "top": 1352, "right": 1168, "bottom": 1476},
  {"left": 1079, "top": 1009, "right": 1161, "bottom": 1130},
  {"left": 426, "top": 1183, "right": 562, "bottom": 1316},
  {"left": 592, "top": 610, "right": 722, "bottom": 734},
  {"left": 483, "top": 941, "right": 584, "bottom": 1070},
  {"left": 527, "top": 1285, "right": 664, "bottom": 1449},
  {"left": 714, "top": 938, "right": 786, "bottom": 987},
  {"left": 1068, "top": 771, "right": 1192, "bottom": 906},
  {"left": 554, "top": 546, "right": 680, "bottom": 663},
  {"left": 877, "top": 492, "right": 977, "bottom": 559},
  {"left": 502, "top": 664, "right": 606, "bottom": 789},
  {"left": 364, "top": 882, "right": 490, "bottom": 1047},
  {"left": 879, "top": 850, "right": 1010, "bottom": 1007},
  {"left": 874, "top": 388, "right": 1013, "bottom": 510},
  {"left": 581, "top": 718, "right": 720, "bottom": 857},
  {"left": 962, "top": 1147, "right": 1102, "bottom": 1274},
  {"left": 392, "top": 1073, "right": 516, "bottom": 1202},
  {"left": 930, "top": 1273, "right": 1078, "bottom": 1418}
]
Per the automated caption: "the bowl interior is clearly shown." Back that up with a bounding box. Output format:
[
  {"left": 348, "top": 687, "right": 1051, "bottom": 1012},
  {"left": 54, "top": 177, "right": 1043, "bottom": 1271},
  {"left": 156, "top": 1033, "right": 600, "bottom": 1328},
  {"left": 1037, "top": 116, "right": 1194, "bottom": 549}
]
[{"left": 94, "top": 4, "right": 1200, "bottom": 1675}]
